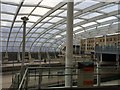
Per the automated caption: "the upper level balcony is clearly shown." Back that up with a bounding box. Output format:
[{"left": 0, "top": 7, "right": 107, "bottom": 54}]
[{"left": 95, "top": 45, "right": 120, "bottom": 54}]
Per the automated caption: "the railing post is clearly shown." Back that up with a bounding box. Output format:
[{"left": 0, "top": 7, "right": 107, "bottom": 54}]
[{"left": 96, "top": 53, "right": 101, "bottom": 87}]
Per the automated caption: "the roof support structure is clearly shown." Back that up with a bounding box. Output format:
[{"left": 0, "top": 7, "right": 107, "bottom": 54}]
[
  {"left": 6, "top": 0, "right": 24, "bottom": 52},
  {"left": 25, "top": 2, "right": 110, "bottom": 52}
]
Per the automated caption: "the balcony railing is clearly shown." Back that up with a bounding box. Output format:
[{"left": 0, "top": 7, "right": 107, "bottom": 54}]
[
  {"left": 10, "top": 63, "right": 120, "bottom": 90},
  {"left": 95, "top": 45, "right": 120, "bottom": 54}
]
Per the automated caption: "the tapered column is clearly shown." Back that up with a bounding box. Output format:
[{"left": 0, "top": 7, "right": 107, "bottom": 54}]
[
  {"left": 65, "top": 0, "right": 74, "bottom": 87},
  {"left": 21, "top": 16, "right": 29, "bottom": 68}
]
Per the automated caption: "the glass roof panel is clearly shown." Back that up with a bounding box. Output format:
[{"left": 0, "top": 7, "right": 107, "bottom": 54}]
[
  {"left": 1, "top": 33, "right": 9, "bottom": 37},
  {"left": 74, "top": 0, "right": 99, "bottom": 9},
  {"left": 27, "top": 38, "right": 35, "bottom": 41},
  {"left": 35, "top": 43, "right": 42, "bottom": 46},
  {"left": 73, "top": 26, "right": 82, "bottom": 31},
  {"left": 10, "top": 33, "right": 17, "bottom": 37},
  {"left": 1, "top": 21, "right": 12, "bottom": 27},
  {"left": 42, "top": 23, "right": 53, "bottom": 27},
  {"left": 48, "top": 39, "right": 55, "bottom": 43},
  {"left": 8, "top": 42, "right": 14, "bottom": 46},
  {"left": 13, "top": 42, "right": 20, "bottom": 46},
  {"left": 35, "top": 23, "right": 43, "bottom": 28},
  {"left": 55, "top": 35, "right": 62, "bottom": 39},
  {"left": 49, "top": 17, "right": 63, "bottom": 23},
  {"left": 26, "top": 22, "right": 34, "bottom": 28},
  {"left": 1, "top": 3, "right": 17, "bottom": 13},
  {"left": 23, "top": 0, "right": 42, "bottom": 5},
  {"left": 19, "top": 7, "right": 35, "bottom": 14},
  {"left": 50, "top": 10, "right": 64, "bottom": 16},
  {"left": 98, "top": 24, "right": 110, "bottom": 28},
  {"left": 57, "top": 24, "right": 66, "bottom": 29},
  {"left": 58, "top": 10, "right": 67, "bottom": 17},
  {"left": 81, "top": 22, "right": 97, "bottom": 27},
  {"left": 100, "top": 4, "right": 119, "bottom": 13},
  {"left": 9, "top": 37, "right": 15, "bottom": 41},
  {"left": 74, "top": 19, "right": 84, "bottom": 24},
  {"left": 15, "top": 38, "right": 22, "bottom": 41},
  {"left": 49, "top": 29, "right": 60, "bottom": 34},
  {"left": 2, "top": 42, "right": 7, "bottom": 46},
  {"left": 1, "top": 0, "right": 22, "bottom": 4},
  {"left": 43, "top": 43, "right": 51, "bottom": 47},
  {"left": 38, "top": 38, "right": 46, "bottom": 42},
  {"left": 43, "top": 33, "right": 51, "bottom": 37},
  {"left": 40, "top": 0, "right": 62, "bottom": 7},
  {"left": 27, "top": 34, "right": 32, "bottom": 37},
  {"left": 32, "top": 7, "right": 50, "bottom": 15},
  {"left": 1, "top": 27, "right": 10, "bottom": 32},
  {"left": 28, "top": 15, "right": 40, "bottom": 22},
  {"left": 42, "top": 17, "right": 52, "bottom": 22},
  {"left": 61, "top": 31, "right": 66, "bottom": 35},
  {"left": 35, "top": 28, "right": 45, "bottom": 33},
  {"left": 17, "top": 33, "right": 23, "bottom": 37},
  {"left": 51, "top": 44, "right": 58, "bottom": 47},
  {"left": 75, "top": 30, "right": 84, "bottom": 34},
  {"left": 12, "top": 28, "right": 21, "bottom": 32},
  {"left": 81, "top": 12, "right": 102, "bottom": 19},
  {"left": 1, "top": 14, "right": 14, "bottom": 20},
  {"left": 97, "top": 16, "right": 117, "bottom": 23},
  {"left": 14, "top": 22, "right": 22, "bottom": 27},
  {"left": 31, "top": 33, "right": 39, "bottom": 37},
  {"left": 1, "top": 38, "right": 7, "bottom": 41}
]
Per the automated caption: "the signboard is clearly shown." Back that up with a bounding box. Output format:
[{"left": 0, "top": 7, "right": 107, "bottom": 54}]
[{"left": 77, "top": 62, "right": 94, "bottom": 88}]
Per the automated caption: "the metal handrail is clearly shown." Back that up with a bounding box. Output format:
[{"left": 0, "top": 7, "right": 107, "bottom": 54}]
[
  {"left": 16, "top": 65, "right": 119, "bottom": 89},
  {"left": 18, "top": 68, "right": 28, "bottom": 90}
]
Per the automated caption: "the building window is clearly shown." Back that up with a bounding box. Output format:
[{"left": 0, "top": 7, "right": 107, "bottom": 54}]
[{"left": 110, "top": 38, "right": 112, "bottom": 41}]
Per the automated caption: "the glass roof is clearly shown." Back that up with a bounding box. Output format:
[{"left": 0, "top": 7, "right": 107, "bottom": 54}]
[{"left": 0, "top": 0, "right": 119, "bottom": 52}]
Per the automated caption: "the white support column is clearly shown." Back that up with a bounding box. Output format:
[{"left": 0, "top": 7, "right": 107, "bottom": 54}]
[
  {"left": 104, "top": 35, "right": 107, "bottom": 45},
  {"left": 38, "top": 52, "right": 41, "bottom": 64},
  {"left": 96, "top": 53, "right": 101, "bottom": 86},
  {"left": 85, "top": 39, "right": 87, "bottom": 52},
  {"left": 94, "top": 38, "right": 96, "bottom": 49},
  {"left": 65, "top": 0, "right": 74, "bottom": 87},
  {"left": 28, "top": 52, "right": 32, "bottom": 61},
  {"left": 100, "top": 53, "right": 102, "bottom": 63},
  {"left": 38, "top": 52, "right": 41, "bottom": 60},
  {"left": 96, "top": 61, "right": 101, "bottom": 87},
  {"left": 17, "top": 52, "right": 21, "bottom": 62},
  {"left": 93, "top": 38, "right": 96, "bottom": 59},
  {"left": 21, "top": 16, "right": 29, "bottom": 68}
]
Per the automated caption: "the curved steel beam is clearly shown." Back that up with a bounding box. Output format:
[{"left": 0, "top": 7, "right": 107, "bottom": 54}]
[
  {"left": 26, "top": 2, "right": 111, "bottom": 52},
  {"left": 6, "top": 0, "right": 24, "bottom": 52}
]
